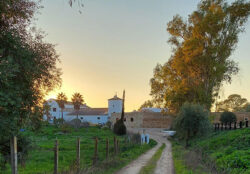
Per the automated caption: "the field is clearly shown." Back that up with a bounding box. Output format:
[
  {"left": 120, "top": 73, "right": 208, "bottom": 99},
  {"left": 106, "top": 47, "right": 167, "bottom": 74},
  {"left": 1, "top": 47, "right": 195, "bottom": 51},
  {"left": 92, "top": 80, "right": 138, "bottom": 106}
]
[
  {"left": 0, "top": 125, "right": 156, "bottom": 174},
  {"left": 171, "top": 128, "right": 250, "bottom": 174}
]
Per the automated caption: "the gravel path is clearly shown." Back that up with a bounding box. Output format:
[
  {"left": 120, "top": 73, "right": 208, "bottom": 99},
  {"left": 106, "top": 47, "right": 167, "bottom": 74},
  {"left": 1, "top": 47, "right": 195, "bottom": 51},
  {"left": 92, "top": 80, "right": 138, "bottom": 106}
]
[{"left": 115, "top": 128, "right": 174, "bottom": 174}]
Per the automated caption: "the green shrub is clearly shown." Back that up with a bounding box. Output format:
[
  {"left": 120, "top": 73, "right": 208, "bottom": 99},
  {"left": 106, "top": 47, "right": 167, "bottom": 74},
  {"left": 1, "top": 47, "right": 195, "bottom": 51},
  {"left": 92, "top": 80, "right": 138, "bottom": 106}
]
[
  {"left": 193, "top": 128, "right": 250, "bottom": 174},
  {"left": 125, "top": 132, "right": 141, "bottom": 144},
  {"left": 174, "top": 103, "right": 212, "bottom": 147},
  {"left": 113, "top": 119, "right": 126, "bottom": 135},
  {"left": 106, "top": 121, "right": 112, "bottom": 129},
  {"left": 60, "top": 124, "right": 72, "bottom": 133},
  {"left": 53, "top": 118, "right": 64, "bottom": 127},
  {"left": 220, "top": 112, "right": 236, "bottom": 124}
]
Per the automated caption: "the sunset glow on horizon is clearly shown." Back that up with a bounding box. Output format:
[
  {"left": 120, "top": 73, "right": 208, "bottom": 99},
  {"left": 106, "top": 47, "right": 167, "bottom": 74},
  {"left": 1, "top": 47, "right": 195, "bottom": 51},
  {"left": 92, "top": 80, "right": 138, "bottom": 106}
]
[{"left": 39, "top": 0, "right": 250, "bottom": 111}]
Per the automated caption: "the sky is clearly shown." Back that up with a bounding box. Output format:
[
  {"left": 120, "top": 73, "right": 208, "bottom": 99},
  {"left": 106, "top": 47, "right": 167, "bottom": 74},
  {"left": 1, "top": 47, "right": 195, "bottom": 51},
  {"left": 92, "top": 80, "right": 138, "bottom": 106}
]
[{"left": 36, "top": 0, "right": 250, "bottom": 111}]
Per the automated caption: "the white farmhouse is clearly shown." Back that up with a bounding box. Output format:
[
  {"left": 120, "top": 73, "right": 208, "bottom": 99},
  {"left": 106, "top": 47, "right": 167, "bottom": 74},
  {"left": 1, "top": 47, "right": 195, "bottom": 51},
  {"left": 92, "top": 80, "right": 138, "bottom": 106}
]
[{"left": 43, "top": 94, "right": 123, "bottom": 125}]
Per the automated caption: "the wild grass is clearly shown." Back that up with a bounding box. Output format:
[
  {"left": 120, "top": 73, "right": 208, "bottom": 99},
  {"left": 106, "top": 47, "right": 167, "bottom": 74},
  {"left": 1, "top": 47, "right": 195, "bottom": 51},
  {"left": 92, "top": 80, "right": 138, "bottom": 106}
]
[
  {"left": 171, "top": 128, "right": 250, "bottom": 174},
  {"left": 171, "top": 141, "right": 209, "bottom": 174},
  {"left": 139, "top": 143, "right": 166, "bottom": 174},
  {"left": 0, "top": 125, "right": 156, "bottom": 174}
]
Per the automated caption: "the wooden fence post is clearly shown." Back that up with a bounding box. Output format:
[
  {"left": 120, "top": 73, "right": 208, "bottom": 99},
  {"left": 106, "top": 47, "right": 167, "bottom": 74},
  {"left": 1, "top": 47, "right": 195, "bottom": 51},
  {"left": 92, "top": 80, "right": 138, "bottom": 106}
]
[
  {"left": 76, "top": 138, "right": 80, "bottom": 173},
  {"left": 246, "top": 121, "right": 248, "bottom": 127},
  {"left": 54, "top": 139, "right": 58, "bottom": 174},
  {"left": 106, "top": 138, "right": 109, "bottom": 159},
  {"left": 117, "top": 140, "right": 119, "bottom": 154},
  {"left": 93, "top": 138, "right": 98, "bottom": 165},
  {"left": 214, "top": 124, "right": 216, "bottom": 131},
  {"left": 114, "top": 136, "right": 117, "bottom": 155},
  {"left": 234, "top": 122, "right": 237, "bottom": 129},
  {"left": 229, "top": 122, "right": 232, "bottom": 130},
  {"left": 10, "top": 136, "right": 18, "bottom": 174}
]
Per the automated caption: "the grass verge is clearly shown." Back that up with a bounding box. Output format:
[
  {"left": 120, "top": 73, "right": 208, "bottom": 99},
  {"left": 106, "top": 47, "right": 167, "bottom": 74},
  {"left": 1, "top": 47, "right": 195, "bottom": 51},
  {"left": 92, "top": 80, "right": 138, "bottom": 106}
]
[
  {"left": 171, "top": 140, "right": 208, "bottom": 174},
  {"left": 139, "top": 143, "right": 166, "bottom": 174},
  {"left": 171, "top": 128, "right": 250, "bottom": 174}
]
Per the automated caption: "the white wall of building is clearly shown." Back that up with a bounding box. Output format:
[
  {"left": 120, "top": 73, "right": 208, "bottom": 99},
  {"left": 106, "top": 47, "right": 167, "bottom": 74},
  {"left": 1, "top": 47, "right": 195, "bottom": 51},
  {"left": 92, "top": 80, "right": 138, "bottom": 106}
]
[
  {"left": 108, "top": 99, "right": 122, "bottom": 116},
  {"left": 44, "top": 95, "right": 122, "bottom": 125},
  {"left": 45, "top": 99, "right": 61, "bottom": 119}
]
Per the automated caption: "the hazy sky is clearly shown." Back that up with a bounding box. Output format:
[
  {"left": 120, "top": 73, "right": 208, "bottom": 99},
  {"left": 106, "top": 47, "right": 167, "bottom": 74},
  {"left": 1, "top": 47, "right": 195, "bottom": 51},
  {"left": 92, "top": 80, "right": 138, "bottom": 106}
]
[{"left": 36, "top": 0, "right": 250, "bottom": 111}]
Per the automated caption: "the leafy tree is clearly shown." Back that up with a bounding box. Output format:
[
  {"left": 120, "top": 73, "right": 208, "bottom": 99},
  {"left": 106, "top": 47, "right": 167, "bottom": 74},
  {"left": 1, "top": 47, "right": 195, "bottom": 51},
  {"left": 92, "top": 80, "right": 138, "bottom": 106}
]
[
  {"left": 220, "top": 111, "right": 237, "bottom": 124},
  {"left": 114, "top": 90, "right": 126, "bottom": 135},
  {"left": 138, "top": 100, "right": 154, "bottom": 111},
  {"left": 174, "top": 103, "right": 211, "bottom": 147},
  {"left": 216, "top": 94, "right": 248, "bottom": 112},
  {"left": 150, "top": 0, "right": 250, "bottom": 113},
  {"left": 0, "top": 0, "right": 61, "bottom": 169},
  {"left": 71, "top": 93, "right": 84, "bottom": 119},
  {"left": 57, "top": 92, "right": 68, "bottom": 121}
]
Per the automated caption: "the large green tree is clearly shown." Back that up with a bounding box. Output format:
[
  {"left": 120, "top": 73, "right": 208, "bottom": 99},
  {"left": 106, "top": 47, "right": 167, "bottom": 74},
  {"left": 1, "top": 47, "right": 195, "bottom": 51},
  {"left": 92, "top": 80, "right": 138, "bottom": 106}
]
[
  {"left": 150, "top": 0, "right": 250, "bottom": 113},
  {"left": 216, "top": 94, "right": 248, "bottom": 112},
  {"left": 0, "top": 0, "right": 61, "bottom": 168}
]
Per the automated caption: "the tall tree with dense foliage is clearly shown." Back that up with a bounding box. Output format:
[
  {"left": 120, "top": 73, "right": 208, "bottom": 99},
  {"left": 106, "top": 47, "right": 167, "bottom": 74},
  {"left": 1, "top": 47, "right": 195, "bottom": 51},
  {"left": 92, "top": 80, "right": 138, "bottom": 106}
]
[
  {"left": 216, "top": 94, "right": 248, "bottom": 112},
  {"left": 150, "top": 0, "right": 250, "bottom": 113},
  {"left": 71, "top": 93, "right": 84, "bottom": 119},
  {"left": 57, "top": 92, "right": 68, "bottom": 121},
  {"left": 174, "top": 103, "right": 211, "bottom": 147},
  {"left": 0, "top": 0, "right": 61, "bottom": 169}
]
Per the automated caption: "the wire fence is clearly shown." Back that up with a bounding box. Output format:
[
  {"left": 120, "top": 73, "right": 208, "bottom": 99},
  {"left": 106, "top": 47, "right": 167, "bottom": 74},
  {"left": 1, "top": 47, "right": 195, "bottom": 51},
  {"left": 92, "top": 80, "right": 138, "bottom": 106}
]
[{"left": 0, "top": 132, "right": 143, "bottom": 174}]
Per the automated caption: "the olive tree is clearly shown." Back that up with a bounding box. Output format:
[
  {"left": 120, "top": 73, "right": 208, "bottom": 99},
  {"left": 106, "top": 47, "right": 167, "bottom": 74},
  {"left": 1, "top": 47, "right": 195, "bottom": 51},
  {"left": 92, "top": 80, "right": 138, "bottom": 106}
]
[{"left": 174, "top": 103, "right": 212, "bottom": 147}]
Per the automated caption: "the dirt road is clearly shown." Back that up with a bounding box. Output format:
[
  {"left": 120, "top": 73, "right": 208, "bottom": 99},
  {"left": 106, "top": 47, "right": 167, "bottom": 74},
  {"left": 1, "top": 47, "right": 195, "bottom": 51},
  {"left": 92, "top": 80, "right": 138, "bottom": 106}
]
[{"left": 115, "top": 128, "right": 174, "bottom": 174}]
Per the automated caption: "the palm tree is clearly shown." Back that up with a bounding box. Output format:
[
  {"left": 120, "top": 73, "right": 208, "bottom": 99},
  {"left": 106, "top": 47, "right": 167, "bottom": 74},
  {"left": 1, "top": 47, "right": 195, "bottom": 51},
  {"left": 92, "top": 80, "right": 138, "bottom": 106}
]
[
  {"left": 57, "top": 92, "right": 68, "bottom": 121},
  {"left": 71, "top": 92, "right": 84, "bottom": 119}
]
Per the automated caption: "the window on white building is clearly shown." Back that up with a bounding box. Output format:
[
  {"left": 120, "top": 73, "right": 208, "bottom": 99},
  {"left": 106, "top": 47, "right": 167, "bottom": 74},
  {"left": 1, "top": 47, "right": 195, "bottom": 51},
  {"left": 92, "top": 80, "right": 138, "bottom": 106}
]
[
  {"left": 97, "top": 117, "right": 100, "bottom": 120},
  {"left": 80, "top": 117, "right": 83, "bottom": 120},
  {"left": 130, "top": 118, "right": 134, "bottom": 122}
]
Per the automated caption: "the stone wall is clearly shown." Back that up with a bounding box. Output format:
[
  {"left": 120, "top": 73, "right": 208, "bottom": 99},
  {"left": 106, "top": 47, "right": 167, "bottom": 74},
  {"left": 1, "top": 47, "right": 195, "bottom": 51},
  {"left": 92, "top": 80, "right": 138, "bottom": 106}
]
[
  {"left": 142, "top": 113, "right": 173, "bottom": 129},
  {"left": 110, "top": 112, "right": 173, "bottom": 128},
  {"left": 211, "top": 112, "right": 250, "bottom": 123},
  {"left": 110, "top": 111, "right": 250, "bottom": 128}
]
